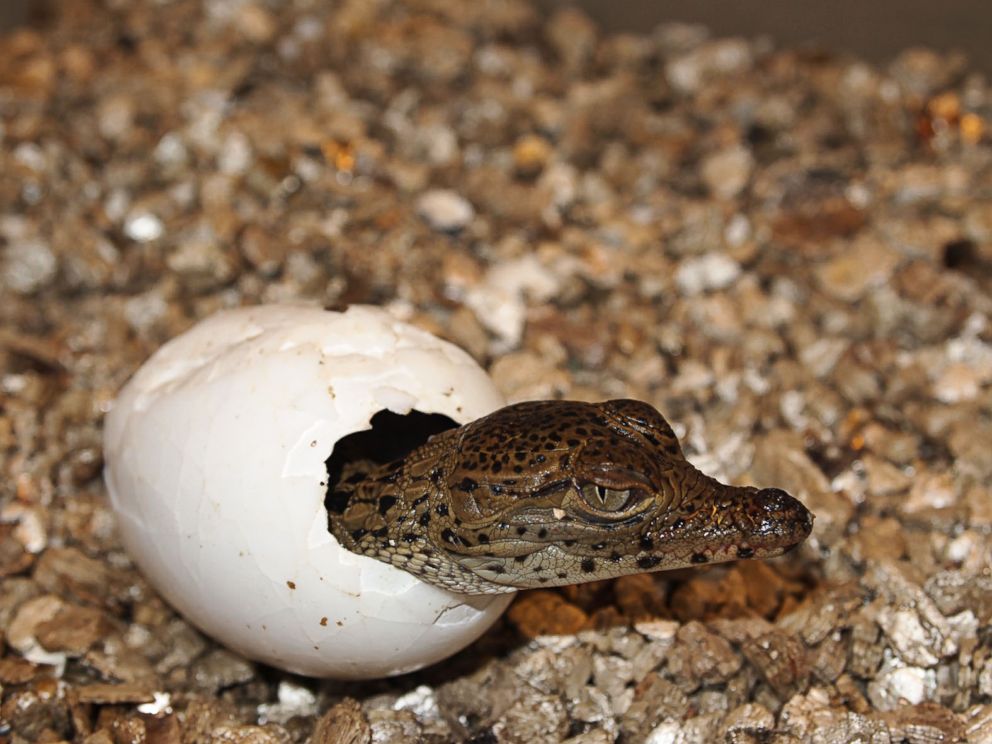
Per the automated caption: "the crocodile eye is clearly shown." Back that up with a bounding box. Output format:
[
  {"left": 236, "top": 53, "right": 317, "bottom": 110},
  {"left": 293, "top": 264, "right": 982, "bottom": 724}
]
[{"left": 580, "top": 483, "right": 633, "bottom": 512}]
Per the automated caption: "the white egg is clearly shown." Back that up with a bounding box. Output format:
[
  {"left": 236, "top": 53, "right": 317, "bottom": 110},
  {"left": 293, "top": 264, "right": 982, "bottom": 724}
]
[{"left": 103, "top": 305, "right": 515, "bottom": 679}]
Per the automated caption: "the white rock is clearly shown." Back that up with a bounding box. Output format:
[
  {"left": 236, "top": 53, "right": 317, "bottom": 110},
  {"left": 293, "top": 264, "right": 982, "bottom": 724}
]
[
  {"left": 645, "top": 719, "right": 681, "bottom": 744},
  {"left": 3, "top": 239, "right": 57, "bottom": 294},
  {"left": 417, "top": 189, "right": 475, "bottom": 231},
  {"left": 124, "top": 212, "right": 165, "bottom": 242},
  {"left": 675, "top": 252, "right": 741, "bottom": 295},
  {"left": 867, "top": 662, "right": 934, "bottom": 711}
]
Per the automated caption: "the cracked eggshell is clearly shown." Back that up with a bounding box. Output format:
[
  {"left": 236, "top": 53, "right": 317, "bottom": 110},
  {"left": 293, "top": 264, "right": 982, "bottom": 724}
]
[{"left": 103, "top": 305, "right": 515, "bottom": 679}]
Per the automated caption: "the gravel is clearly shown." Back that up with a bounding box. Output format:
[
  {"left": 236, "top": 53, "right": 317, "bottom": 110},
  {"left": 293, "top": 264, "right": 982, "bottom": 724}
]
[{"left": 1, "top": 1, "right": 991, "bottom": 742}]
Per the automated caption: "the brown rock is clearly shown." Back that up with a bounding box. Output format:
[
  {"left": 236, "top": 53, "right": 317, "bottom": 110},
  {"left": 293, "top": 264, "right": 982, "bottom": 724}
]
[
  {"left": 311, "top": 699, "right": 371, "bottom": 744},
  {"left": 507, "top": 591, "right": 589, "bottom": 638},
  {"left": 35, "top": 604, "right": 114, "bottom": 655},
  {"left": 666, "top": 621, "right": 742, "bottom": 692}
]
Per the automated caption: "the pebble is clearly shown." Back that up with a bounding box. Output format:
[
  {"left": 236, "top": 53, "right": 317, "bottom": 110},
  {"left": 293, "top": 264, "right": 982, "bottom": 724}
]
[
  {"left": 675, "top": 252, "right": 742, "bottom": 295},
  {"left": 700, "top": 145, "right": 754, "bottom": 200},
  {"left": 2, "top": 239, "right": 57, "bottom": 294},
  {"left": 815, "top": 239, "right": 902, "bottom": 302},
  {"left": 123, "top": 212, "right": 164, "bottom": 243},
  {"left": 933, "top": 361, "right": 982, "bottom": 403},
  {"left": 2, "top": 1, "right": 991, "bottom": 741},
  {"left": 416, "top": 189, "right": 475, "bottom": 232}
]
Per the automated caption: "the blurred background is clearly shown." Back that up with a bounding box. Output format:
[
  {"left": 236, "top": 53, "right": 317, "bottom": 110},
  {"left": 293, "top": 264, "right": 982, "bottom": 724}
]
[{"left": 4, "top": 0, "right": 991, "bottom": 73}]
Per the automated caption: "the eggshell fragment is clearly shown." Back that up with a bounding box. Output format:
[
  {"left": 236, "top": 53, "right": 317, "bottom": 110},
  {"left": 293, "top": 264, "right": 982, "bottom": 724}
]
[{"left": 104, "top": 305, "right": 515, "bottom": 679}]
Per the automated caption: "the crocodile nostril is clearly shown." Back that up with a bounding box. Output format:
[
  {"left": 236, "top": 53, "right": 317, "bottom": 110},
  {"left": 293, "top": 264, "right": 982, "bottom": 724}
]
[
  {"left": 756, "top": 487, "right": 814, "bottom": 540},
  {"left": 757, "top": 487, "right": 793, "bottom": 509}
]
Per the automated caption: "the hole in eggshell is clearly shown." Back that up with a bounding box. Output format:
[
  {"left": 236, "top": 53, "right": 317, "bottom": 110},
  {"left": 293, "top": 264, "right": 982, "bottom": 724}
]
[{"left": 324, "top": 409, "right": 458, "bottom": 517}]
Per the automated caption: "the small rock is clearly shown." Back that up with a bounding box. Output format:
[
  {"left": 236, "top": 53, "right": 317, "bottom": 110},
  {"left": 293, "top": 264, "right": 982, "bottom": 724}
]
[
  {"left": 507, "top": 591, "right": 588, "bottom": 638},
  {"left": 124, "top": 211, "right": 165, "bottom": 243},
  {"left": 666, "top": 621, "right": 742, "bottom": 692},
  {"left": 2, "top": 239, "right": 57, "bottom": 293},
  {"left": 722, "top": 703, "right": 775, "bottom": 736},
  {"left": 545, "top": 7, "right": 598, "bottom": 73},
  {"left": 867, "top": 661, "right": 935, "bottom": 711},
  {"left": 311, "top": 698, "right": 370, "bottom": 744},
  {"left": 513, "top": 134, "right": 553, "bottom": 176},
  {"left": 815, "top": 239, "right": 901, "bottom": 303},
  {"left": 416, "top": 189, "right": 474, "bottom": 232},
  {"left": 35, "top": 603, "right": 113, "bottom": 655},
  {"left": 905, "top": 471, "right": 956, "bottom": 513},
  {"left": 666, "top": 38, "right": 753, "bottom": 94},
  {"left": 675, "top": 252, "right": 741, "bottom": 295},
  {"left": 700, "top": 145, "right": 754, "bottom": 200},
  {"left": 933, "top": 362, "right": 982, "bottom": 403}
]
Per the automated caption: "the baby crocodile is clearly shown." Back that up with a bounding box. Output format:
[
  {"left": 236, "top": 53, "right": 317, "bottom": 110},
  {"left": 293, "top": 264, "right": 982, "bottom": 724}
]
[{"left": 327, "top": 399, "right": 813, "bottom": 595}]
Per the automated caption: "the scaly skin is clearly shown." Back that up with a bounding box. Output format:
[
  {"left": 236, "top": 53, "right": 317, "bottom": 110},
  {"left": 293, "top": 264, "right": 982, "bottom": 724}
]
[{"left": 326, "top": 399, "right": 813, "bottom": 595}]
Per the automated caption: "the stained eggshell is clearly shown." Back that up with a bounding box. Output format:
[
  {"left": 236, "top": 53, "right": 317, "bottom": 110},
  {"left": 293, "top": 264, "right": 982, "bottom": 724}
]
[{"left": 103, "top": 305, "right": 515, "bottom": 679}]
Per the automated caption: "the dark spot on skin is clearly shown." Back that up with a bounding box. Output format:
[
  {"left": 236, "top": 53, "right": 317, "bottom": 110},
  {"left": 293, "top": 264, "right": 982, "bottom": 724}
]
[
  {"left": 402, "top": 532, "right": 418, "bottom": 543},
  {"left": 691, "top": 552, "right": 709, "bottom": 564},
  {"left": 486, "top": 564, "right": 505, "bottom": 574},
  {"left": 513, "top": 465, "right": 523, "bottom": 474},
  {"left": 412, "top": 494, "right": 429, "bottom": 507},
  {"left": 564, "top": 540, "right": 576, "bottom": 547},
  {"left": 436, "top": 503, "right": 449, "bottom": 516},
  {"left": 419, "top": 512, "right": 430, "bottom": 527},
  {"left": 377, "top": 496, "right": 397, "bottom": 515},
  {"left": 591, "top": 542, "right": 605, "bottom": 550},
  {"left": 458, "top": 477, "right": 478, "bottom": 492},
  {"left": 567, "top": 438, "right": 580, "bottom": 447},
  {"left": 441, "top": 529, "right": 457, "bottom": 544},
  {"left": 492, "top": 462, "right": 502, "bottom": 473},
  {"left": 371, "top": 527, "right": 388, "bottom": 538},
  {"left": 640, "top": 535, "right": 654, "bottom": 550},
  {"left": 477, "top": 533, "right": 490, "bottom": 544},
  {"left": 637, "top": 555, "right": 661, "bottom": 569},
  {"left": 671, "top": 518, "right": 685, "bottom": 530},
  {"left": 610, "top": 552, "right": 622, "bottom": 562},
  {"left": 350, "top": 528, "right": 367, "bottom": 541},
  {"left": 737, "top": 546, "right": 754, "bottom": 558},
  {"left": 514, "top": 556, "right": 526, "bottom": 563},
  {"left": 538, "top": 577, "right": 548, "bottom": 583},
  {"left": 536, "top": 454, "right": 546, "bottom": 464},
  {"left": 581, "top": 558, "right": 595, "bottom": 573},
  {"left": 537, "top": 528, "right": 548, "bottom": 539},
  {"left": 345, "top": 472, "right": 366, "bottom": 485},
  {"left": 517, "top": 527, "right": 527, "bottom": 536},
  {"left": 557, "top": 572, "right": 567, "bottom": 579}
]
